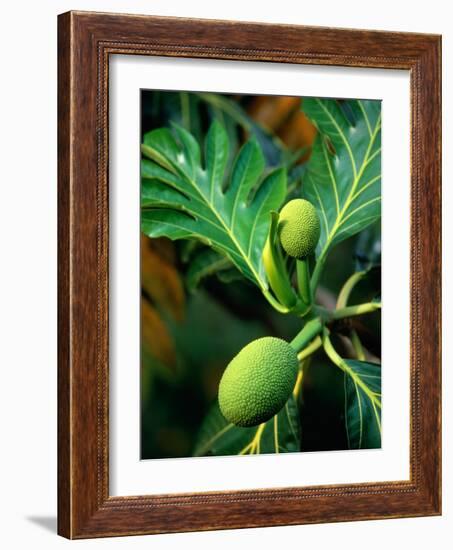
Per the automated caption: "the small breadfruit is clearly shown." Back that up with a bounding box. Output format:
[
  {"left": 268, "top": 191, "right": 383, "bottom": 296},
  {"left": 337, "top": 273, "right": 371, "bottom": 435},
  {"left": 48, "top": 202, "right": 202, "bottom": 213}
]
[
  {"left": 218, "top": 337, "right": 298, "bottom": 427},
  {"left": 278, "top": 199, "right": 320, "bottom": 259}
]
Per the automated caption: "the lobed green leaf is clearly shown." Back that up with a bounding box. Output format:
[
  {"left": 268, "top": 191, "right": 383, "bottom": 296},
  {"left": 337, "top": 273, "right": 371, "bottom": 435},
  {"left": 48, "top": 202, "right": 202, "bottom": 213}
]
[
  {"left": 343, "top": 359, "right": 381, "bottom": 449},
  {"left": 141, "top": 121, "right": 287, "bottom": 291},
  {"left": 301, "top": 98, "right": 381, "bottom": 287},
  {"left": 193, "top": 397, "right": 301, "bottom": 457}
]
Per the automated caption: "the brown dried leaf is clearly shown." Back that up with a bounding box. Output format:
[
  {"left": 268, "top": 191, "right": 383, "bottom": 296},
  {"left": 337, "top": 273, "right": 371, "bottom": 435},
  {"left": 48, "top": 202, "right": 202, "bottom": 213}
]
[
  {"left": 141, "top": 235, "right": 185, "bottom": 322},
  {"left": 147, "top": 236, "right": 177, "bottom": 265},
  {"left": 141, "top": 297, "right": 177, "bottom": 371},
  {"left": 247, "top": 95, "right": 317, "bottom": 163},
  {"left": 277, "top": 109, "right": 317, "bottom": 161},
  {"left": 247, "top": 96, "right": 300, "bottom": 132}
]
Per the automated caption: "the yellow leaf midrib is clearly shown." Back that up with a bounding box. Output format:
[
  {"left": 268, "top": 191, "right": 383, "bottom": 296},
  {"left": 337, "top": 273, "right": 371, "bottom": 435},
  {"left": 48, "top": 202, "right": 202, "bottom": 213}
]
[
  {"left": 149, "top": 147, "right": 267, "bottom": 290},
  {"left": 311, "top": 109, "right": 382, "bottom": 287}
]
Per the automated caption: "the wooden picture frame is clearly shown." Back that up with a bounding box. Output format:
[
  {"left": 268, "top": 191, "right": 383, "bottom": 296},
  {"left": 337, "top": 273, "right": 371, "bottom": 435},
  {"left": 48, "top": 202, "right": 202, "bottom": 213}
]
[{"left": 58, "top": 10, "right": 441, "bottom": 539}]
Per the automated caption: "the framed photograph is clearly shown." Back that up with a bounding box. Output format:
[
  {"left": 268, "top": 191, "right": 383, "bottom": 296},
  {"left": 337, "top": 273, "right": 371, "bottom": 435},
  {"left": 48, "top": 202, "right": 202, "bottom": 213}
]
[{"left": 58, "top": 11, "right": 441, "bottom": 539}]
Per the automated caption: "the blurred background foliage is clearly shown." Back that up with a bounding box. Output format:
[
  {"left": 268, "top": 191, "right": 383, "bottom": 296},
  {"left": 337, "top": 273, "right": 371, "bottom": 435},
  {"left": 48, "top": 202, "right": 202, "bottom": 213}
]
[{"left": 140, "top": 91, "right": 381, "bottom": 459}]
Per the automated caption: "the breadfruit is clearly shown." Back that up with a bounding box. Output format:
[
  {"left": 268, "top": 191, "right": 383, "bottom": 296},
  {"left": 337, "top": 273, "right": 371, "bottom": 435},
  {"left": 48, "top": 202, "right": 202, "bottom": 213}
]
[
  {"left": 218, "top": 337, "right": 298, "bottom": 427},
  {"left": 278, "top": 199, "right": 320, "bottom": 259}
]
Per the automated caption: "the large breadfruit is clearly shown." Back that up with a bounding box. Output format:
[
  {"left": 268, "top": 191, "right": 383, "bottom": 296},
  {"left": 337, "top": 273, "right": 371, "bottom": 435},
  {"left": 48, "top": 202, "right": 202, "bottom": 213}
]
[{"left": 218, "top": 337, "right": 298, "bottom": 427}]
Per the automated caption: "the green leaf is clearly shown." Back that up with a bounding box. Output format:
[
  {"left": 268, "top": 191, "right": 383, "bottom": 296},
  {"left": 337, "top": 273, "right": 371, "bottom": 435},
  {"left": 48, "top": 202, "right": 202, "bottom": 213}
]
[
  {"left": 141, "top": 121, "right": 287, "bottom": 291},
  {"left": 343, "top": 360, "right": 381, "bottom": 449},
  {"left": 216, "top": 268, "right": 245, "bottom": 284},
  {"left": 193, "top": 397, "right": 301, "bottom": 457},
  {"left": 143, "top": 91, "right": 203, "bottom": 142},
  {"left": 185, "top": 248, "right": 232, "bottom": 291},
  {"left": 195, "top": 92, "right": 287, "bottom": 166},
  {"left": 301, "top": 98, "right": 381, "bottom": 286},
  {"left": 354, "top": 221, "right": 381, "bottom": 272}
]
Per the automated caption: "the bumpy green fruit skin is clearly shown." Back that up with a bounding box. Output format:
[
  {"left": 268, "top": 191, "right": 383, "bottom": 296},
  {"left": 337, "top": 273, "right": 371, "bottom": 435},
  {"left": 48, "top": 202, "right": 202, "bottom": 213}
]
[
  {"left": 218, "top": 337, "right": 298, "bottom": 427},
  {"left": 278, "top": 199, "right": 320, "bottom": 259}
]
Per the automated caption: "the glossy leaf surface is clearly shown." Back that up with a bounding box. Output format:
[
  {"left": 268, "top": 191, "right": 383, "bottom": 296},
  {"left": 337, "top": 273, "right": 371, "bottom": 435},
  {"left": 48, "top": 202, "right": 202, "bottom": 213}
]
[
  {"left": 193, "top": 397, "right": 301, "bottom": 457},
  {"left": 343, "top": 359, "right": 381, "bottom": 449},
  {"left": 141, "top": 121, "right": 287, "bottom": 291},
  {"left": 302, "top": 98, "right": 381, "bottom": 282}
]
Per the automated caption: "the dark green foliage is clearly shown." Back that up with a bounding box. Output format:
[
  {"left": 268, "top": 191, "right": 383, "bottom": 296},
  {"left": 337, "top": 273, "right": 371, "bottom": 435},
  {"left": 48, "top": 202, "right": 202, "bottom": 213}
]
[{"left": 140, "top": 92, "right": 382, "bottom": 458}]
